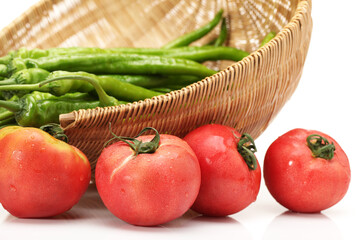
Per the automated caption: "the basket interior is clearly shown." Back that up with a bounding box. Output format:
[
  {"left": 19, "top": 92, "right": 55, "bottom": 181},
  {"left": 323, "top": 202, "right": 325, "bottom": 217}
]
[{"left": 1, "top": 0, "right": 299, "bottom": 58}]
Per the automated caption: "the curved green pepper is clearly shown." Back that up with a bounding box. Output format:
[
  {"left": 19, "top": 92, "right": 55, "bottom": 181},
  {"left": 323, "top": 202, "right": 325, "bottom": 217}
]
[
  {"left": 206, "top": 18, "right": 228, "bottom": 47},
  {"left": 260, "top": 31, "right": 277, "bottom": 47},
  {"left": 0, "top": 77, "right": 128, "bottom": 127},
  {"left": 0, "top": 71, "right": 162, "bottom": 102},
  {"left": 162, "top": 9, "right": 224, "bottom": 49},
  {"left": 0, "top": 73, "right": 129, "bottom": 127},
  {"left": 0, "top": 68, "right": 50, "bottom": 99}
]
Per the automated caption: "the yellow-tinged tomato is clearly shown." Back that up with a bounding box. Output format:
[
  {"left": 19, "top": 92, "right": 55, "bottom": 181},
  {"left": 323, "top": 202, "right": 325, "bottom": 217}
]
[{"left": 0, "top": 126, "right": 91, "bottom": 218}]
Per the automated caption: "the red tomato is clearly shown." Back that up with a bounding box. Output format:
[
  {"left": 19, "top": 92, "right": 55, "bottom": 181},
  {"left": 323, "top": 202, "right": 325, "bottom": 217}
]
[
  {"left": 183, "top": 124, "right": 261, "bottom": 217},
  {"left": 264, "top": 128, "right": 351, "bottom": 213},
  {"left": 0, "top": 126, "right": 91, "bottom": 218},
  {"left": 95, "top": 129, "right": 201, "bottom": 226}
]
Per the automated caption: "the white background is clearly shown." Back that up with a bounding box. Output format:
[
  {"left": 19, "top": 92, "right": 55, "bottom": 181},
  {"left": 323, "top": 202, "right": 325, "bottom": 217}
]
[{"left": 0, "top": 1, "right": 359, "bottom": 239}]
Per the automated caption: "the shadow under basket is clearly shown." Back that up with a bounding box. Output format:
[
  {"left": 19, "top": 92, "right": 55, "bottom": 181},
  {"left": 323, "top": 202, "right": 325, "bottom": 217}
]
[{"left": 0, "top": 0, "right": 312, "bottom": 174}]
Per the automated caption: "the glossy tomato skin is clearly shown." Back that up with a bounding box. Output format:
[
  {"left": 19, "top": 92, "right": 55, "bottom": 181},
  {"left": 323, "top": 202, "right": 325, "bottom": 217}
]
[
  {"left": 183, "top": 124, "right": 261, "bottom": 217},
  {"left": 95, "top": 134, "right": 201, "bottom": 226},
  {"left": 0, "top": 126, "right": 91, "bottom": 218},
  {"left": 264, "top": 128, "right": 351, "bottom": 213}
]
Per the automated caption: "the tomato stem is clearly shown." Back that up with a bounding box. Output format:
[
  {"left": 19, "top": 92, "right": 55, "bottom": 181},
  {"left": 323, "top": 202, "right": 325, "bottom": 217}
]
[
  {"left": 237, "top": 133, "right": 257, "bottom": 170},
  {"left": 306, "top": 134, "right": 335, "bottom": 160},
  {"left": 105, "top": 123, "right": 160, "bottom": 155}
]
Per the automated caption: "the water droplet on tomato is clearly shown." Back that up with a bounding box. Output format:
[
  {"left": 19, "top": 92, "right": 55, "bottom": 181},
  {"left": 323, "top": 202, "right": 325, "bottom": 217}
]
[
  {"left": 79, "top": 176, "right": 84, "bottom": 181},
  {"left": 9, "top": 185, "right": 17, "bottom": 192},
  {"left": 12, "top": 150, "right": 23, "bottom": 161}
]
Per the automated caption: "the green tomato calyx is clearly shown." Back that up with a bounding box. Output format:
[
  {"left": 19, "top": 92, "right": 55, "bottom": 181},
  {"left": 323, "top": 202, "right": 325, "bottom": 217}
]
[
  {"left": 306, "top": 134, "right": 335, "bottom": 160},
  {"left": 105, "top": 124, "right": 160, "bottom": 155},
  {"left": 236, "top": 133, "right": 257, "bottom": 170}
]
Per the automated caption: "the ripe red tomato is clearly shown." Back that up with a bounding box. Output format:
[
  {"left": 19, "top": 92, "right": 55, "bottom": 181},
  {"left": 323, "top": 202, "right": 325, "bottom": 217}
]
[
  {"left": 183, "top": 124, "right": 261, "bottom": 217},
  {"left": 264, "top": 128, "right": 351, "bottom": 213},
  {"left": 0, "top": 126, "right": 91, "bottom": 218},
  {"left": 95, "top": 128, "right": 201, "bottom": 226}
]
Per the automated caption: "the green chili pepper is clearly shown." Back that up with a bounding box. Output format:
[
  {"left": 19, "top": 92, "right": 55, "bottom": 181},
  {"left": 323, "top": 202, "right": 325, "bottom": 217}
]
[
  {"left": 205, "top": 18, "right": 228, "bottom": 47},
  {"left": 0, "top": 78, "right": 128, "bottom": 127},
  {"left": 10, "top": 53, "right": 217, "bottom": 78},
  {"left": 260, "top": 31, "right": 277, "bottom": 47},
  {"left": 150, "top": 83, "right": 190, "bottom": 93},
  {"left": 0, "top": 68, "right": 50, "bottom": 99},
  {"left": 0, "top": 118, "right": 16, "bottom": 128},
  {"left": 213, "top": 18, "right": 228, "bottom": 47},
  {"left": 0, "top": 73, "right": 130, "bottom": 127},
  {"left": 0, "top": 55, "right": 11, "bottom": 65},
  {"left": 0, "top": 108, "right": 16, "bottom": 127},
  {"left": 0, "top": 95, "right": 18, "bottom": 126},
  {"left": 0, "top": 68, "right": 50, "bottom": 85},
  {"left": 9, "top": 46, "right": 247, "bottom": 63},
  {"left": 162, "top": 9, "right": 224, "bottom": 49},
  {"left": 97, "top": 74, "right": 201, "bottom": 89},
  {"left": 0, "top": 71, "right": 162, "bottom": 102},
  {"left": 0, "top": 110, "right": 14, "bottom": 122},
  {"left": 16, "top": 47, "right": 49, "bottom": 59},
  {"left": 0, "top": 64, "right": 8, "bottom": 77},
  {"left": 0, "top": 51, "right": 15, "bottom": 65},
  {"left": 150, "top": 87, "right": 174, "bottom": 93},
  {"left": 0, "top": 91, "right": 102, "bottom": 127},
  {"left": 149, "top": 46, "right": 248, "bottom": 62},
  {"left": 39, "top": 74, "right": 126, "bottom": 106}
]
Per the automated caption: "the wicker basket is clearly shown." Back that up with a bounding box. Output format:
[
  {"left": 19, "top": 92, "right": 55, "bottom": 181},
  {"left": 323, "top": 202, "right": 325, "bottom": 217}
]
[{"left": 0, "top": 0, "right": 312, "bottom": 173}]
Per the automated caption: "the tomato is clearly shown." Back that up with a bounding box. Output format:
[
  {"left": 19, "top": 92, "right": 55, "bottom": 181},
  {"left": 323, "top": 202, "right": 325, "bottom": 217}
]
[
  {"left": 183, "top": 124, "right": 261, "bottom": 217},
  {"left": 0, "top": 126, "right": 91, "bottom": 218},
  {"left": 95, "top": 128, "right": 201, "bottom": 226},
  {"left": 264, "top": 128, "right": 351, "bottom": 213}
]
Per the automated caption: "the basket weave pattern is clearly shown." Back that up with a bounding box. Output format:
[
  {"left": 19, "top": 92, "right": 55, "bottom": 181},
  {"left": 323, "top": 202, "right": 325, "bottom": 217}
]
[{"left": 0, "top": 0, "right": 312, "bottom": 173}]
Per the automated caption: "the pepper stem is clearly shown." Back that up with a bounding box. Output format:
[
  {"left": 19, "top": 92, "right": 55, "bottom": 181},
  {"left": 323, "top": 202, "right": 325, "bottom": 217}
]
[
  {"left": 0, "top": 79, "right": 17, "bottom": 85},
  {"left": 306, "top": 134, "right": 335, "bottom": 160},
  {"left": 236, "top": 133, "right": 258, "bottom": 170},
  {"left": 39, "top": 75, "right": 119, "bottom": 107},
  {"left": 0, "top": 82, "right": 44, "bottom": 91},
  {"left": 105, "top": 123, "right": 160, "bottom": 155},
  {"left": 0, "top": 117, "right": 15, "bottom": 127},
  {"left": 0, "top": 100, "right": 21, "bottom": 113},
  {"left": 0, "top": 110, "right": 15, "bottom": 121}
]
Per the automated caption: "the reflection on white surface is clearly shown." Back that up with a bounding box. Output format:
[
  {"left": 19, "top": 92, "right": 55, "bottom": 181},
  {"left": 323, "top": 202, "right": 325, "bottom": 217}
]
[
  {"left": 1, "top": 184, "right": 253, "bottom": 240},
  {"left": 263, "top": 211, "right": 343, "bottom": 240}
]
